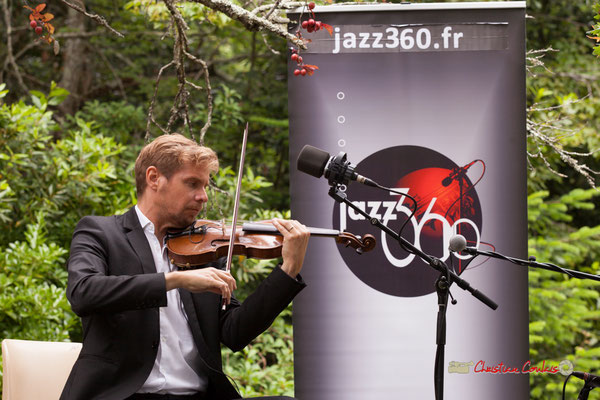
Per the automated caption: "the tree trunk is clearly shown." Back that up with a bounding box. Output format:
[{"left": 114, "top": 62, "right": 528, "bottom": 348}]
[{"left": 58, "top": 0, "right": 90, "bottom": 115}]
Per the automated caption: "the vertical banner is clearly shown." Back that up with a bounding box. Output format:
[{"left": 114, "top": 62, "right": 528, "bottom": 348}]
[{"left": 288, "top": 2, "right": 527, "bottom": 399}]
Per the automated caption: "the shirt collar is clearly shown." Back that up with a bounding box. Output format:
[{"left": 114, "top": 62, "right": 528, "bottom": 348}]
[{"left": 135, "top": 205, "right": 154, "bottom": 234}]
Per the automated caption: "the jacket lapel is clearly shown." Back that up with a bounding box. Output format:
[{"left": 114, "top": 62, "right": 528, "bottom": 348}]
[{"left": 122, "top": 207, "right": 157, "bottom": 274}]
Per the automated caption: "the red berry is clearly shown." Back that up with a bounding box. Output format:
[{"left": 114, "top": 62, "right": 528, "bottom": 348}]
[
  {"left": 308, "top": 18, "right": 315, "bottom": 27},
  {"left": 291, "top": 53, "right": 299, "bottom": 61},
  {"left": 300, "top": 68, "right": 307, "bottom": 76},
  {"left": 308, "top": 2, "right": 316, "bottom": 9},
  {"left": 297, "top": 56, "right": 303, "bottom": 63},
  {"left": 315, "top": 21, "right": 322, "bottom": 30},
  {"left": 307, "top": 26, "right": 314, "bottom": 33},
  {"left": 301, "top": 20, "right": 308, "bottom": 29},
  {"left": 294, "top": 69, "right": 301, "bottom": 76},
  {"left": 30, "top": 20, "right": 37, "bottom": 29},
  {"left": 35, "top": 26, "right": 43, "bottom": 35}
]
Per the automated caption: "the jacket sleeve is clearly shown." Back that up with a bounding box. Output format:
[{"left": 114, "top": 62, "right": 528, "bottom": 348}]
[
  {"left": 218, "top": 266, "right": 306, "bottom": 351},
  {"left": 67, "top": 216, "right": 167, "bottom": 317}
]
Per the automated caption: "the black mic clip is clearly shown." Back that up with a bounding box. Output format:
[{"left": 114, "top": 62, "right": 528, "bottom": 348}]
[
  {"left": 441, "top": 160, "right": 477, "bottom": 187},
  {"left": 442, "top": 167, "right": 463, "bottom": 187},
  {"left": 573, "top": 371, "right": 600, "bottom": 388},
  {"left": 325, "top": 151, "right": 356, "bottom": 187},
  {"left": 461, "top": 246, "right": 478, "bottom": 256}
]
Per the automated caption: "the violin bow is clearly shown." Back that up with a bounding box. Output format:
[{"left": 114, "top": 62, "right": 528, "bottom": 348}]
[{"left": 223, "top": 122, "right": 249, "bottom": 309}]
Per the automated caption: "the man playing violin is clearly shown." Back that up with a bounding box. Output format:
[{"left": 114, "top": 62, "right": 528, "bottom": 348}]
[{"left": 61, "top": 134, "right": 310, "bottom": 400}]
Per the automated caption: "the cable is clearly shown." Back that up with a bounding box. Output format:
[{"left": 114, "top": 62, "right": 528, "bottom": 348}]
[
  {"left": 563, "top": 373, "right": 573, "bottom": 400},
  {"left": 370, "top": 182, "right": 419, "bottom": 254}
]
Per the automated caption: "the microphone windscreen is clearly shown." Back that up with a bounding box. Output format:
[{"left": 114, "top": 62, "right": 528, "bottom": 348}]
[
  {"left": 297, "top": 145, "right": 330, "bottom": 178},
  {"left": 449, "top": 234, "right": 467, "bottom": 253}
]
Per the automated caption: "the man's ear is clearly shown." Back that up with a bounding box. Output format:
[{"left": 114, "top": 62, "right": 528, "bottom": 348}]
[{"left": 145, "top": 166, "right": 161, "bottom": 192}]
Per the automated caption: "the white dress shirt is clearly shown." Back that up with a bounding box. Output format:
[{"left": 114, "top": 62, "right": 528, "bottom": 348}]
[{"left": 135, "top": 206, "right": 207, "bottom": 395}]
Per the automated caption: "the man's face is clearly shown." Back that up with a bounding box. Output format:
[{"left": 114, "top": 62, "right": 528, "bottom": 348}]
[{"left": 155, "top": 161, "right": 210, "bottom": 229}]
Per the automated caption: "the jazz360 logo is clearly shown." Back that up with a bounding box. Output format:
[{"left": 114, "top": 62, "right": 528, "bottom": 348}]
[{"left": 333, "top": 146, "right": 486, "bottom": 297}]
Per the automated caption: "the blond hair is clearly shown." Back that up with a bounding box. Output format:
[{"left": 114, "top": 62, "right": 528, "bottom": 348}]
[{"left": 135, "top": 134, "right": 218, "bottom": 196}]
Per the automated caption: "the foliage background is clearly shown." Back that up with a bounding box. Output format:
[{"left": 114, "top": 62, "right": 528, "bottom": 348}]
[{"left": 2, "top": 0, "right": 600, "bottom": 398}]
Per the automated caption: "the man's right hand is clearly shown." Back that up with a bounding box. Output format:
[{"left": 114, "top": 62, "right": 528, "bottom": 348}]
[{"left": 165, "top": 268, "right": 237, "bottom": 305}]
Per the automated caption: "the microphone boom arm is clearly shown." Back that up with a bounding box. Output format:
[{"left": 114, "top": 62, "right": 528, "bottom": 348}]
[{"left": 462, "top": 247, "right": 600, "bottom": 282}]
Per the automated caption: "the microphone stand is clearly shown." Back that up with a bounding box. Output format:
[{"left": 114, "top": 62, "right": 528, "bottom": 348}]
[{"left": 328, "top": 184, "right": 498, "bottom": 400}]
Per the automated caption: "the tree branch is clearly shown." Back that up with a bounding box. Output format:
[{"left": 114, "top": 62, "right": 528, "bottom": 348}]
[
  {"left": 526, "top": 47, "right": 557, "bottom": 77},
  {"left": 146, "top": 61, "right": 175, "bottom": 140},
  {"left": 188, "top": 0, "right": 307, "bottom": 49},
  {"left": 163, "top": 0, "right": 195, "bottom": 139},
  {"left": 58, "top": 0, "right": 124, "bottom": 38},
  {"left": 263, "top": 0, "right": 283, "bottom": 20},
  {"left": 527, "top": 100, "right": 600, "bottom": 188},
  {"left": 2, "top": 0, "right": 28, "bottom": 93},
  {"left": 184, "top": 50, "right": 213, "bottom": 144}
]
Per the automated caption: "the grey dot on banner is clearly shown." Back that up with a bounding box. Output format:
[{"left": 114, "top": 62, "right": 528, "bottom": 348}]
[
  {"left": 558, "top": 360, "right": 574, "bottom": 376},
  {"left": 338, "top": 139, "right": 346, "bottom": 147},
  {"left": 337, "top": 116, "right": 345, "bottom": 124},
  {"left": 337, "top": 92, "right": 345, "bottom": 100}
]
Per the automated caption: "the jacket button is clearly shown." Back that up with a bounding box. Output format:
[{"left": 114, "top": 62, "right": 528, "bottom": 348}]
[{"left": 152, "top": 341, "right": 159, "bottom": 349}]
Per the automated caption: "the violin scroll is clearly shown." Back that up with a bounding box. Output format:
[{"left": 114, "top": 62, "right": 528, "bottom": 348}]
[{"left": 336, "top": 232, "right": 376, "bottom": 255}]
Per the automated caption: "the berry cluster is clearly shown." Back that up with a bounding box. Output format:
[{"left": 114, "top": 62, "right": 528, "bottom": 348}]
[
  {"left": 300, "top": 2, "right": 324, "bottom": 33},
  {"left": 291, "top": 49, "right": 310, "bottom": 76},
  {"left": 30, "top": 19, "right": 44, "bottom": 36},
  {"left": 290, "top": 2, "right": 333, "bottom": 77},
  {"left": 24, "top": 3, "right": 56, "bottom": 45}
]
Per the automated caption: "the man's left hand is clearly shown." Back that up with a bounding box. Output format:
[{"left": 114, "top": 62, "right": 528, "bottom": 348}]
[{"left": 271, "top": 218, "right": 310, "bottom": 278}]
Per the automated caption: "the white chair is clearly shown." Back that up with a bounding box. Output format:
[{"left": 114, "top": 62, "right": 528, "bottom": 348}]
[{"left": 2, "top": 339, "right": 81, "bottom": 400}]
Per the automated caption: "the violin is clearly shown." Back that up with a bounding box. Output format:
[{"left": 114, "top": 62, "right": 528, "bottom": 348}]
[{"left": 165, "top": 219, "right": 376, "bottom": 269}]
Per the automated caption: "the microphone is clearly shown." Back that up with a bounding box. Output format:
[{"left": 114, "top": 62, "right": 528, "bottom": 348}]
[
  {"left": 572, "top": 371, "right": 600, "bottom": 388},
  {"left": 448, "top": 234, "right": 477, "bottom": 255},
  {"left": 297, "top": 145, "right": 378, "bottom": 187},
  {"left": 441, "top": 160, "right": 478, "bottom": 187}
]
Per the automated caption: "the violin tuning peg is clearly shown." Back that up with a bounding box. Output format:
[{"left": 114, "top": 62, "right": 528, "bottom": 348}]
[{"left": 356, "top": 248, "right": 363, "bottom": 255}]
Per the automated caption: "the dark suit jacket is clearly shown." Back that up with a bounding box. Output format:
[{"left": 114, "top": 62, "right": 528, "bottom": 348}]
[{"left": 60, "top": 207, "right": 306, "bottom": 400}]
